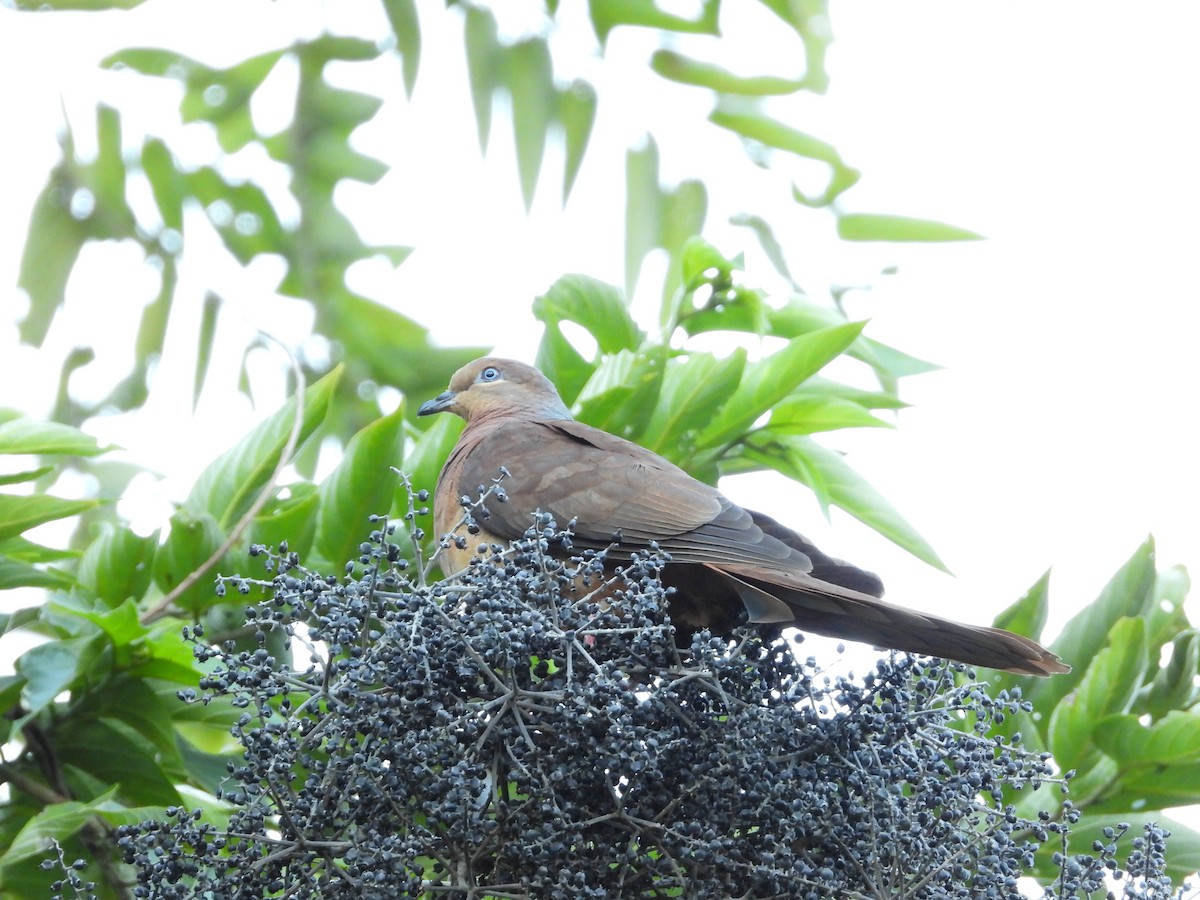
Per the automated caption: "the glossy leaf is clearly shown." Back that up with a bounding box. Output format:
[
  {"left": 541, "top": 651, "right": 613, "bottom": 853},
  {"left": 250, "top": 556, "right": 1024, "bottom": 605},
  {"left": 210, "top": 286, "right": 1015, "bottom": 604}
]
[
  {"left": 0, "top": 495, "right": 101, "bottom": 543},
  {"left": 1095, "top": 710, "right": 1200, "bottom": 768},
  {"left": 535, "top": 322, "right": 595, "bottom": 408},
  {"left": 1047, "top": 617, "right": 1148, "bottom": 769},
  {"left": 400, "top": 414, "right": 463, "bottom": 516},
  {"left": 1141, "top": 629, "right": 1200, "bottom": 721},
  {"left": 151, "top": 509, "right": 225, "bottom": 613},
  {"left": 315, "top": 405, "right": 406, "bottom": 567},
  {"left": 640, "top": 351, "right": 746, "bottom": 457},
  {"left": 0, "top": 788, "right": 119, "bottom": 872},
  {"left": 742, "top": 433, "right": 948, "bottom": 572},
  {"left": 766, "top": 395, "right": 891, "bottom": 435},
  {"left": 65, "top": 599, "right": 146, "bottom": 650},
  {"left": 679, "top": 234, "right": 740, "bottom": 290},
  {"left": 186, "top": 368, "right": 341, "bottom": 528},
  {"left": 14, "top": 639, "right": 88, "bottom": 718},
  {"left": 993, "top": 569, "right": 1051, "bottom": 644},
  {"left": 248, "top": 486, "right": 320, "bottom": 564},
  {"left": 74, "top": 523, "right": 158, "bottom": 608},
  {"left": 55, "top": 718, "right": 182, "bottom": 806},
  {"left": 694, "top": 322, "right": 866, "bottom": 451},
  {"left": 838, "top": 213, "right": 984, "bottom": 243},
  {"left": 533, "top": 275, "right": 643, "bottom": 355},
  {"left": 575, "top": 349, "right": 666, "bottom": 438},
  {"left": 1028, "top": 537, "right": 1157, "bottom": 714},
  {"left": 0, "top": 418, "right": 106, "bottom": 457},
  {"left": 0, "top": 557, "right": 73, "bottom": 591}
]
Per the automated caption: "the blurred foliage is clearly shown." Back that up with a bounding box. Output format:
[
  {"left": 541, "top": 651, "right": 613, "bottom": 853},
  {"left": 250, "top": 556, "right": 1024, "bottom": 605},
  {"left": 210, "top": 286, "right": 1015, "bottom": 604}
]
[{"left": 5, "top": 0, "right": 1193, "bottom": 897}]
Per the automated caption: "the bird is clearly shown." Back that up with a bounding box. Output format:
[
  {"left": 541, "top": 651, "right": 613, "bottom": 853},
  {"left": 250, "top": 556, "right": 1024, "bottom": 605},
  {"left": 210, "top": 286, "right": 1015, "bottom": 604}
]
[{"left": 417, "top": 356, "right": 1069, "bottom": 677}]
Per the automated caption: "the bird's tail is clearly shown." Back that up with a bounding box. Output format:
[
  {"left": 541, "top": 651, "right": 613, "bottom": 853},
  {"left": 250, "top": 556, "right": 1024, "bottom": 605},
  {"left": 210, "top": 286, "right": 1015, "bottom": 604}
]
[{"left": 712, "top": 564, "right": 1069, "bottom": 677}]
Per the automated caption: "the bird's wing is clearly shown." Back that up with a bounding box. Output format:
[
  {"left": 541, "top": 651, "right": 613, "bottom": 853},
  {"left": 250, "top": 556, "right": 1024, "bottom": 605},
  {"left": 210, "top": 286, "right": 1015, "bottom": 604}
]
[{"left": 447, "top": 417, "right": 810, "bottom": 570}]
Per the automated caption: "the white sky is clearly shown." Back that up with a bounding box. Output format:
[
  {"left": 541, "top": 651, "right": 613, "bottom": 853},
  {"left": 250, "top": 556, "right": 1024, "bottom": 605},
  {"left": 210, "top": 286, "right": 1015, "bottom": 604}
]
[{"left": 1, "top": 0, "right": 1199, "bottom": 884}]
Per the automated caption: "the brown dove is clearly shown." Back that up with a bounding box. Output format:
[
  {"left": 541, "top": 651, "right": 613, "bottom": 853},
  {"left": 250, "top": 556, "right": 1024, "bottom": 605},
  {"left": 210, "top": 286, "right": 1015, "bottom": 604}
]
[{"left": 418, "top": 357, "right": 1068, "bottom": 676}]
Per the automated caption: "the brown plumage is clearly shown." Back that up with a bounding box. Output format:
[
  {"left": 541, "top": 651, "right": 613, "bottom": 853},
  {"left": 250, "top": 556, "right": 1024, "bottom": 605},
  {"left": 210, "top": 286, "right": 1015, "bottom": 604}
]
[{"left": 418, "top": 357, "right": 1069, "bottom": 677}]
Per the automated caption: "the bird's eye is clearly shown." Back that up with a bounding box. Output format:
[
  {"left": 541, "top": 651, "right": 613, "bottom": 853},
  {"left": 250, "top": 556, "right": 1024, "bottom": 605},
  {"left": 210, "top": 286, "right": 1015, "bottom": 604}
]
[{"left": 480, "top": 366, "right": 500, "bottom": 382}]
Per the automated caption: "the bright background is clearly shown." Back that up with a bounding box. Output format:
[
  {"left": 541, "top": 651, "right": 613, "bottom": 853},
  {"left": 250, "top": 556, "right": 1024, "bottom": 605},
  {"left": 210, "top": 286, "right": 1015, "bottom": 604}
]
[
  {"left": 1, "top": 0, "right": 1199, "bottom": 883},
  {"left": 3, "top": 2, "right": 1197, "bottom": 639}
]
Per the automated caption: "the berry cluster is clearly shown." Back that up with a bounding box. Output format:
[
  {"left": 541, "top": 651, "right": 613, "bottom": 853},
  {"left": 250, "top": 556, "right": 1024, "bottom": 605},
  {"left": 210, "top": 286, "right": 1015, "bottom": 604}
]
[{"left": 112, "top": 501, "right": 1183, "bottom": 898}]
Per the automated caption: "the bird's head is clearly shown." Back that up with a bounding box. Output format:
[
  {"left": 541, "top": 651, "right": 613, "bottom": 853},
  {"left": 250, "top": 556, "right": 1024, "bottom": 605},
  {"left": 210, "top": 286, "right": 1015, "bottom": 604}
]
[{"left": 418, "top": 357, "right": 572, "bottom": 423}]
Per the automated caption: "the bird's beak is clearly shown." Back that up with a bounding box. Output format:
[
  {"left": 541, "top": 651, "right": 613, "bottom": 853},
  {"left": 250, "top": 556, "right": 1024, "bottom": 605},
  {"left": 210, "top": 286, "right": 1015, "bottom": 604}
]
[{"left": 418, "top": 390, "right": 456, "bottom": 417}]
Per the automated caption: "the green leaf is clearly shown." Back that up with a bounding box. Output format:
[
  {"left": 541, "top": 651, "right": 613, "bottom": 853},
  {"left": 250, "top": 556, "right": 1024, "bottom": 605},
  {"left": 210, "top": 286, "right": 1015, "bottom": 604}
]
[
  {"left": 248, "top": 486, "right": 320, "bottom": 564},
  {"left": 0, "top": 788, "right": 119, "bottom": 871},
  {"left": 0, "top": 418, "right": 106, "bottom": 456},
  {"left": 788, "top": 377, "right": 910, "bottom": 411},
  {"left": 1146, "top": 564, "right": 1191, "bottom": 650},
  {"left": 382, "top": 0, "right": 421, "bottom": 96},
  {"left": 651, "top": 50, "right": 804, "bottom": 95},
  {"left": 401, "top": 415, "right": 464, "bottom": 518},
  {"left": 194, "top": 292, "right": 221, "bottom": 408},
  {"left": 15, "top": 639, "right": 90, "bottom": 718},
  {"left": 730, "top": 213, "right": 796, "bottom": 286},
  {"left": 1095, "top": 710, "right": 1200, "bottom": 767},
  {"left": 186, "top": 367, "right": 341, "bottom": 528},
  {"left": 0, "top": 495, "right": 101, "bottom": 543},
  {"left": 94, "top": 676, "right": 181, "bottom": 759},
  {"left": 1141, "top": 629, "right": 1200, "bottom": 721},
  {"left": 765, "top": 395, "right": 891, "bottom": 436},
  {"left": 768, "top": 298, "right": 941, "bottom": 383},
  {"left": 16, "top": 164, "right": 90, "bottom": 347},
  {"left": 140, "top": 137, "right": 185, "bottom": 232},
  {"left": 711, "top": 102, "right": 844, "bottom": 166},
  {"left": 0, "top": 535, "right": 78, "bottom": 563},
  {"left": 587, "top": 0, "right": 720, "bottom": 43},
  {"left": 837, "top": 213, "right": 984, "bottom": 243},
  {"left": 0, "top": 466, "right": 55, "bottom": 486},
  {"left": 1047, "top": 617, "right": 1148, "bottom": 768},
  {"left": 741, "top": 434, "right": 948, "bottom": 572},
  {"left": 151, "top": 509, "right": 224, "bottom": 613},
  {"left": 63, "top": 598, "right": 147, "bottom": 650},
  {"left": 179, "top": 50, "right": 285, "bottom": 153},
  {"left": 1096, "top": 760, "right": 1200, "bottom": 812},
  {"left": 625, "top": 138, "right": 661, "bottom": 299},
  {"left": 509, "top": 37, "right": 555, "bottom": 210},
  {"left": 533, "top": 275, "right": 643, "bottom": 355},
  {"left": 74, "top": 523, "right": 157, "bottom": 608},
  {"left": 534, "top": 323, "right": 596, "bottom": 407},
  {"left": 184, "top": 167, "right": 287, "bottom": 264},
  {"left": 695, "top": 322, "right": 867, "bottom": 451},
  {"left": 679, "top": 234, "right": 739, "bottom": 291},
  {"left": 55, "top": 718, "right": 182, "bottom": 806},
  {"left": 464, "top": 6, "right": 501, "bottom": 150},
  {"left": 559, "top": 79, "right": 596, "bottom": 201},
  {"left": 640, "top": 351, "right": 746, "bottom": 457},
  {"left": 0, "top": 557, "right": 73, "bottom": 591},
  {"left": 315, "top": 406, "right": 405, "bottom": 567},
  {"left": 575, "top": 349, "right": 665, "bottom": 438},
  {"left": 1027, "top": 538, "right": 1158, "bottom": 715},
  {"left": 993, "top": 569, "right": 1051, "bottom": 644}
]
